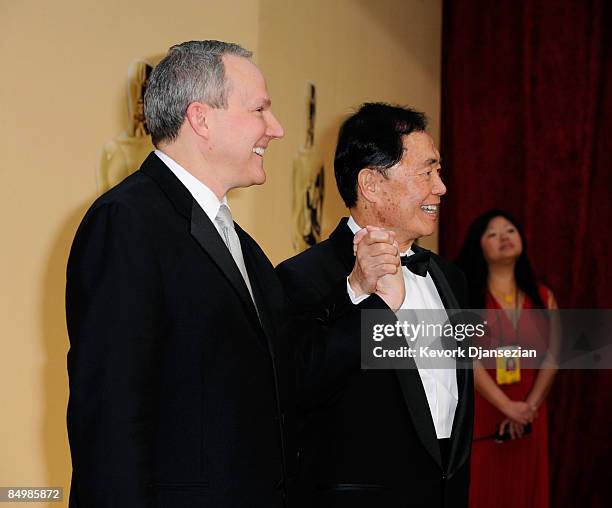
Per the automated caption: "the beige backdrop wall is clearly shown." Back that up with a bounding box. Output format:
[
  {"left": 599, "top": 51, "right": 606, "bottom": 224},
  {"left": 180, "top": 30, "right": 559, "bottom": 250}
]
[
  {"left": 0, "top": 0, "right": 440, "bottom": 504},
  {"left": 255, "top": 0, "right": 442, "bottom": 264},
  {"left": 0, "top": 0, "right": 261, "bottom": 503}
]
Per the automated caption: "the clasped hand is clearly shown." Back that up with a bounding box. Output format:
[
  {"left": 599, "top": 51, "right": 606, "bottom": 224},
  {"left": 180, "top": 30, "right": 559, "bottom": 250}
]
[
  {"left": 499, "top": 400, "right": 538, "bottom": 440},
  {"left": 348, "top": 226, "right": 405, "bottom": 311}
]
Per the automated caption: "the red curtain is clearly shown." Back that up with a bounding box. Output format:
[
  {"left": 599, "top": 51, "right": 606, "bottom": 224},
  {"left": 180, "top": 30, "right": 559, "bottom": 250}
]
[{"left": 440, "top": 1, "right": 612, "bottom": 506}]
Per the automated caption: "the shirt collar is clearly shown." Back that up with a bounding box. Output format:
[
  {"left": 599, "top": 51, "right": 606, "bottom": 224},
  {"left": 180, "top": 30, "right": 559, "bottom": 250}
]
[
  {"left": 154, "top": 149, "right": 228, "bottom": 224},
  {"left": 347, "top": 214, "right": 414, "bottom": 256}
]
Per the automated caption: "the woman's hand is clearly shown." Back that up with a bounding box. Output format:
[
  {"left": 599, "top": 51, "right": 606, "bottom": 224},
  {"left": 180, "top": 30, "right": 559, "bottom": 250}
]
[
  {"left": 499, "top": 418, "right": 526, "bottom": 440},
  {"left": 500, "top": 400, "right": 537, "bottom": 424}
]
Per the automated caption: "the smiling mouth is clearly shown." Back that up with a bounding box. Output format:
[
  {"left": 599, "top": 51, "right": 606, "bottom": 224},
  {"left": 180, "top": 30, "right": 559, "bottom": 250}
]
[
  {"left": 420, "top": 204, "right": 439, "bottom": 215},
  {"left": 252, "top": 147, "right": 265, "bottom": 157}
]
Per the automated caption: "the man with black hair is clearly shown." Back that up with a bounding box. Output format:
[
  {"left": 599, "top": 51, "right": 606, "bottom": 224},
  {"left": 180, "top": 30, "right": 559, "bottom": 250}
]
[{"left": 277, "top": 103, "right": 473, "bottom": 507}]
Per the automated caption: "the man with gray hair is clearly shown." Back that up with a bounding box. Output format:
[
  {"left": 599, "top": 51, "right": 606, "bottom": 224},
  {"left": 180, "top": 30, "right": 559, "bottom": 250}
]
[
  {"left": 66, "top": 40, "right": 290, "bottom": 507},
  {"left": 67, "top": 40, "right": 404, "bottom": 507}
]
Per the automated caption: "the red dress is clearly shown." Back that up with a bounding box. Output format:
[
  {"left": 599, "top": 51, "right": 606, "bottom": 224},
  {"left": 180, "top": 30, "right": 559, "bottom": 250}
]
[{"left": 469, "top": 286, "right": 550, "bottom": 508}]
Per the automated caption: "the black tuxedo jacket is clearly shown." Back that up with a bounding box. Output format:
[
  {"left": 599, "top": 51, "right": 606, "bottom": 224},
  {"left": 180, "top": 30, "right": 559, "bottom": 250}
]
[
  {"left": 66, "top": 153, "right": 295, "bottom": 507},
  {"left": 276, "top": 218, "right": 474, "bottom": 508}
]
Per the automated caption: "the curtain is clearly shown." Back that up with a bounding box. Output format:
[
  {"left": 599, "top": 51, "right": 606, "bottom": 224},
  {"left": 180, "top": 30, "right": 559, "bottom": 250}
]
[{"left": 441, "top": 1, "right": 612, "bottom": 506}]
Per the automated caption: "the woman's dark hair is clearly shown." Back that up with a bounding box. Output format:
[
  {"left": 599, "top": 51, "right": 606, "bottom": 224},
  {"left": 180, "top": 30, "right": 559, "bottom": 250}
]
[{"left": 455, "top": 209, "right": 546, "bottom": 308}]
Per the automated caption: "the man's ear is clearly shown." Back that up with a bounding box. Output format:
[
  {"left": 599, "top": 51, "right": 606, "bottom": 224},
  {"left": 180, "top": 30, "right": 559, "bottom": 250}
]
[
  {"left": 185, "top": 101, "right": 211, "bottom": 139},
  {"left": 357, "top": 168, "right": 381, "bottom": 204}
]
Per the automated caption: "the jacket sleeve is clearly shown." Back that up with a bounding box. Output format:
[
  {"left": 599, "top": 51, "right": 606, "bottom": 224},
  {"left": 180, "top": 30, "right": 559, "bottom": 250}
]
[
  {"left": 276, "top": 262, "right": 397, "bottom": 412},
  {"left": 66, "top": 201, "right": 163, "bottom": 507}
]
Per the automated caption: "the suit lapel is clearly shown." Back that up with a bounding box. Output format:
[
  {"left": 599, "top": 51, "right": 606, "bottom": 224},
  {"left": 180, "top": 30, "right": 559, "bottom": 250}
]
[
  {"left": 190, "top": 203, "right": 261, "bottom": 327},
  {"left": 426, "top": 253, "right": 472, "bottom": 477},
  {"left": 236, "top": 225, "right": 277, "bottom": 343},
  {"left": 394, "top": 368, "right": 443, "bottom": 468},
  {"left": 446, "top": 366, "right": 471, "bottom": 477},
  {"left": 328, "top": 217, "right": 356, "bottom": 273},
  {"left": 426, "top": 253, "right": 460, "bottom": 310}
]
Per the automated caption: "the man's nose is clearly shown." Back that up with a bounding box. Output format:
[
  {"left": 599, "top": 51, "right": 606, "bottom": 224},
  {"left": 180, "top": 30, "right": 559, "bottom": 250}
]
[
  {"left": 432, "top": 171, "right": 447, "bottom": 196},
  {"left": 265, "top": 111, "right": 284, "bottom": 139}
]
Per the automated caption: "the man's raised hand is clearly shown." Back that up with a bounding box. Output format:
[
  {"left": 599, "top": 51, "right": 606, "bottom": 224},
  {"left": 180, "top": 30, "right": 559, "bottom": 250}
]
[{"left": 348, "top": 226, "right": 405, "bottom": 311}]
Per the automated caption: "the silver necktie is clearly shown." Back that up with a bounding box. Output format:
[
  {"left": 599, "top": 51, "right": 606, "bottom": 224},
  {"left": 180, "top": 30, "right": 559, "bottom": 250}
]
[{"left": 215, "top": 204, "right": 257, "bottom": 306}]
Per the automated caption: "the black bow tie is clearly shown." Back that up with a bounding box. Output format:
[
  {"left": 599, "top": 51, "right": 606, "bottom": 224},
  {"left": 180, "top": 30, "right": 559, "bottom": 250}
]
[{"left": 401, "top": 250, "right": 431, "bottom": 277}]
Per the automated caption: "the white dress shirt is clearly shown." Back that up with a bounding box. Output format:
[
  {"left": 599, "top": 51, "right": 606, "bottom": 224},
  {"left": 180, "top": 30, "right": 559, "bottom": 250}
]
[
  {"left": 155, "top": 149, "right": 229, "bottom": 238},
  {"left": 346, "top": 216, "right": 458, "bottom": 438}
]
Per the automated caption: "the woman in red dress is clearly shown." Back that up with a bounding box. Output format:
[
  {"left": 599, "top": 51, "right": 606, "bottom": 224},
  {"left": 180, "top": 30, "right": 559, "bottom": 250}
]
[{"left": 456, "top": 210, "right": 559, "bottom": 508}]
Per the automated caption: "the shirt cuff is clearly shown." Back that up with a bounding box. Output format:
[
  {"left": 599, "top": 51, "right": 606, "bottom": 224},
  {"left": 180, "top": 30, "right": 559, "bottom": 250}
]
[{"left": 346, "top": 276, "right": 371, "bottom": 304}]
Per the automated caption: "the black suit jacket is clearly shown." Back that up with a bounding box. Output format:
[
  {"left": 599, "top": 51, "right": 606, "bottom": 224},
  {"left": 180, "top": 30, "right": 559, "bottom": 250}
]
[
  {"left": 66, "top": 153, "right": 295, "bottom": 507},
  {"left": 276, "top": 218, "right": 474, "bottom": 508}
]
